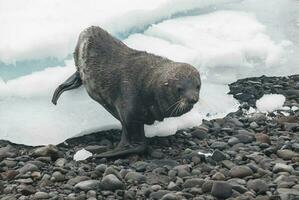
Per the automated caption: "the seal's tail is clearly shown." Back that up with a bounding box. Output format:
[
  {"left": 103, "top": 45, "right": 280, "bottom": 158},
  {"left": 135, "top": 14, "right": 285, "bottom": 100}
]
[{"left": 52, "top": 71, "right": 82, "bottom": 105}]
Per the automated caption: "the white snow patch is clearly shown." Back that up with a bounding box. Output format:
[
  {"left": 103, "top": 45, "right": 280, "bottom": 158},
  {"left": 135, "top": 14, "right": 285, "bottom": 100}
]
[
  {"left": 125, "top": 10, "right": 288, "bottom": 84},
  {"left": 73, "top": 149, "right": 92, "bottom": 161},
  {"left": 256, "top": 94, "right": 286, "bottom": 113},
  {"left": 0, "top": 0, "right": 234, "bottom": 63},
  {"left": 292, "top": 106, "right": 299, "bottom": 111}
]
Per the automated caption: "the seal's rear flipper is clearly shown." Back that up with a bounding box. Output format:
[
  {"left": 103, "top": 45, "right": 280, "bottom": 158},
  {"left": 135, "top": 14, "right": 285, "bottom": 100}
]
[{"left": 52, "top": 71, "right": 82, "bottom": 105}]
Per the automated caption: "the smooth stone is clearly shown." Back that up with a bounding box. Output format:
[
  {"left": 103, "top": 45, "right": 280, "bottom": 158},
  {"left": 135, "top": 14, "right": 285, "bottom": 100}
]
[
  {"left": 228, "top": 137, "right": 240, "bottom": 146},
  {"left": 277, "top": 188, "right": 299, "bottom": 200},
  {"left": 54, "top": 158, "right": 67, "bottom": 167},
  {"left": 212, "top": 172, "right": 225, "bottom": 180},
  {"left": 211, "top": 142, "right": 228, "bottom": 150},
  {"left": 67, "top": 176, "right": 90, "bottom": 186},
  {"left": 0, "top": 145, "right": 17, "bottom": 159},
  {"left": 182, "top": 178, "right": 204, "bottom": 188},
  {"left": 52, "top": 171, "right": 65, "bottom": 182},
  {"left": 125, "top": 172, "right": 146, "bottom": 184},
  {"left": 103, "top": 166, "right": 122, "bottom": 180},
  {"left": 211, "top": 150, "right": 227, "bottom": 162},
  {"left": 173, "top": 165, "right": 190, "bottom": 178},
  {"left": 247, "top": 179, "right": 268, "bottom": 194},
  {"left": 20, "top": 185, "right": 36, "bottom": 195},
  {"left": 32, "top": 145, "right": 63, "bottom": 161},
  {"left": 230, "top": 166, "right": 253, "bottom": 178},
  {"left": 15, "top": 178, "right": 33, "bottom": 184},
  {"left": 277, "top": 149, "right": 298, "bottom": 160},
  {"left": 211, "top": 181, "right": 232, "bottom": 199},
  {"left": 273, "top": 163, "right": 294, "bottom": 173},
  {"left": 255, "top": 133, "right": 271, "bottom": 144},
  {"left": 95, "top": 164, "right": 107, "bottom": 175},
  {"left": 74, "top": 180, "right": 101, "bottom": 191},
  {"left": 234, "top": 131, "right": 255, "bottom": 144},
  {"left": 191, "top": 126, "right": 208, "bottom": 140},
  {"left": 161, "top": 193, "right": 179, "bottom": 200},
  {"left": 150, "top": 190, "right": 170, "bottom": 200},
  {"left": 167, "top": 181, "right": 180, "bottom": 191},
  {"left": 100, "top": 174, "right": 124, "bottom": 190},
  {"left": 202, "top": 180, "right": 214, "bottom": 193},
  {"left": 19, "top": 163, "right": 39, "bottom": 174},
  {"left": 34, "top": 191, "right": 50, "bottom": 199}
]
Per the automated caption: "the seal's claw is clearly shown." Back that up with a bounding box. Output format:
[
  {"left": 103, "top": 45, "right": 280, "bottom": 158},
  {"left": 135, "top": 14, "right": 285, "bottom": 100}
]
[{"left": 94, "top": 143, "right": 147, "bottom": 158}]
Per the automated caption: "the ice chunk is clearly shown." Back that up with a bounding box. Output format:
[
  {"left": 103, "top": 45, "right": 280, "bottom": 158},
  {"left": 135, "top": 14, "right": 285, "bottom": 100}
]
[
  {"left": 256, "top": 94, "right": 286, "bottom": 113},
  {"left": 73, "top": 148, "right": 92, "bottom": 161}
]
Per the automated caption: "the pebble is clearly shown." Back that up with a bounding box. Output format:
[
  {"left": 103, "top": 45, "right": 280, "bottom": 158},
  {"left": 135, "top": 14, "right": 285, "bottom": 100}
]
[
  {"left": 124, "top": 172, "right": 146, "bottom": 184},
  {"left": 277, "top": 149, "right": 298, "bottom": 160},
  {"left": 52, "top": 171, "right": 65, "bottom": 182},
  {"left": 100, "top": 174, "right": 124, "bottom": 190},
  {"left": 19, "top": 163, "right": 39, "bottom": 174},
  {"left": 247, "top": 179, "right": 268, "bottom": 194},
  {"left": 211, "top": 142, "right": 228, "bottom": 150},
  {"left": 230, "top": 166, "right": 253, "bottom": 178},
  {"left": 34, "top": 191, "right": 50, "bottom": 199},
  {"left": 211, "top": 181, "right": 232, "bottom": 199},
  {"left": 75, "top": 180, "right": 101, "bottom": 191},
  {"left": 273, "top": 163, "right": 294, "bottom": 173},
  {"left": 32, "top": 145, "right": 63, "bottom": 161},
  {"left": 182, "top": 178, "right": 204, "bottom": 188},
  {"left": 211, "top": 150, "right": 227, "bottom": 162}
]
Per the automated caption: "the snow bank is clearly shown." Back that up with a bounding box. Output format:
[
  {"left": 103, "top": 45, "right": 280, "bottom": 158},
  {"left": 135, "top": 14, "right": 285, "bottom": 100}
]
[
  {"left": 256, "top": 94, "right": 286, "bottom": 113},
  {"left": 125, "top": 10, "right": 289, "bottom": 84},
  {"left": 0, "top": 0, "right": 234, "bottom": 64}
]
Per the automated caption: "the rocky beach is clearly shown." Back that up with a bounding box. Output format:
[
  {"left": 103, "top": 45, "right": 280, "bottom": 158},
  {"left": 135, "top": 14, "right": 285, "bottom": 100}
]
[{"left": 0, "top": 74, "right": 299, "bottom": 200}]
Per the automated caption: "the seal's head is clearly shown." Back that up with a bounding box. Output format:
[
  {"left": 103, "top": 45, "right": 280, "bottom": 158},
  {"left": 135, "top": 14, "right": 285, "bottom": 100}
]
[{"left": 155, "top": 63, "right": 201, "bottom": 119}]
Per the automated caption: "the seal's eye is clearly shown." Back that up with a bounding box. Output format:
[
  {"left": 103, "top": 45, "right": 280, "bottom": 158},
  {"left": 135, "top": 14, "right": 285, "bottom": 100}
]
[
  {"left": 177, "top": 86, "right": 183, "bottom": 93},
  {"left": 196, "top": 85, "right": 200, "bottom": 90}
]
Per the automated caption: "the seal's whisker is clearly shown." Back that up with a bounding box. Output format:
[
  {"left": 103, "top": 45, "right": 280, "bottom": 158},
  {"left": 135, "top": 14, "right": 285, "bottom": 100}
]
[
  {"left": 170, "top": 99, "right": 183, "bottom": 117},
  {"left": 166, "top": 100, "right": 180, "bottom": 112}
]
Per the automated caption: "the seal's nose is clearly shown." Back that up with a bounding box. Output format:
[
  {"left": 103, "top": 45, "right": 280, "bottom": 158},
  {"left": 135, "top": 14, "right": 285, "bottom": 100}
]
[{"left": 188, "top": 96, "right": 198, "bottom": 104}]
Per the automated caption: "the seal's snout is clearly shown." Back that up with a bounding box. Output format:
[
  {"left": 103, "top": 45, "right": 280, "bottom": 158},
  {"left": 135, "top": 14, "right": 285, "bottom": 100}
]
[{"left": 187, "top": 96, "right": 198, "bottom": 104}]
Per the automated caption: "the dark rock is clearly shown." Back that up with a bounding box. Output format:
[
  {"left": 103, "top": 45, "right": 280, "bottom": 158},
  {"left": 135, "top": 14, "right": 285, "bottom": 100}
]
[
  {"left": 19, "top": 163, "right": 39, "bottom": 174},
  {"left": 0, "top": 145, "right": 17, "bottom": 160},
  {"left": 230, "top": 166, "right": 253, "bottom": 178},
  {"left": 125, "top": 172, "right": 146, "bottom": 184},
  {"left": 100, "top": 174, "right": 124, "bottom": 190},
  {"left": 277, "top": 149, "right": 298, "bottom": 160},
  {"left": 273, "top": 163, "right": 294, "bottom": 173},
  {"left": 20, "top": 185, "right": 36, "bottom": 196},
  {"left": 191, "top": 126, "right": 208, "bottom": 139},
  {"left": 211, "top": 150, "right": 227, "bottom": 162},
  {"left": 74, "top": 180, "right": 101, "bottom": 191},
  {"left": 211, "top": 181, "right": 232, "bottom": 199},
  {"left": 182, "top": 178, "right": 204, "bottom": 188},
  {"left": 34, "top": 191, "right": 50, "bottom": 199},
  {"left": 211, "top": 142, "right": 228, "bottom": 150},
  {"left": 150, "top": 190, "right": 170, "bottom": 200},
  {"left": 255, "top": 133, "right": 271, "bottom": 144},
  {"left": 202, "top": 180, "right": 214, "bottom": 193},
  {"left": 247, "top": 179, "right": 268, "bottom": 194},
  {"left": 234, "top": 130, "right": 255, "bottom": 143},
  {"left": 32, "top": 145, "right": 63, "bottom": 161}
]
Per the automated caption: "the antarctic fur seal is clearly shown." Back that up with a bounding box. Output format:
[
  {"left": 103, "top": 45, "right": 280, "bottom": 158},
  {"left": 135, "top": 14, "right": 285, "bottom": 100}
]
[{"left": 52, "top": 26, "right": 201, "bottom": 158}]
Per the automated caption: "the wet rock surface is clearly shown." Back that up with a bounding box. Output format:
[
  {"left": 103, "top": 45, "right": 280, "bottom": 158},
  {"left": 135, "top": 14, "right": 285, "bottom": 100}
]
[{"left": 0, "top": 74, "right": 299, "bottom": 199}]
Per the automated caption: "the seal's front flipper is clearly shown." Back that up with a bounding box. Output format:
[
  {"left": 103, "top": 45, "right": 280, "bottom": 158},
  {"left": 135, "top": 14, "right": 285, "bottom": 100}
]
[{"left": 52, "top": 71, "right": 82, "bottom": 105}]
